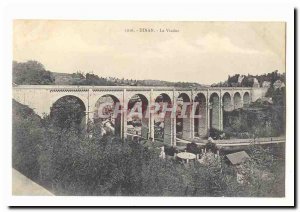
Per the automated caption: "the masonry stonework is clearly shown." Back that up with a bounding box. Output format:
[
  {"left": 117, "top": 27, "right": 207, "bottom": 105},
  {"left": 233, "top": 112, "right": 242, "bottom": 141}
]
[{"left": 13, "top": 85, "right": 262, "bottom": 146}]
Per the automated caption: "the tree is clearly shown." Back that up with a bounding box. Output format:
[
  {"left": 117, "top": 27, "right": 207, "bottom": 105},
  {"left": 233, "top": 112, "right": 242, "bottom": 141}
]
[
  {"left": 70, "top": 71, "right": 86, "bottom": 85},
  {"left": 13, "top": 60, "right": 54, "bottom": 85},
  {"left": 241, "top": 77, "right": 254, "bottom": 87},
  {"left": 238, "top": 145, "right": 285, "bottom": 197},
  {"left": 12, "top": 100, "right": 43, "bottom": 181},
  {"left": 186, "top": 142, "right": 200, "bottom": 154},
  {"left": 13, "top": 99, "right": 285, "bottom": 197},
  {"left": 50, "top": 96, "right": 86, "bottom": 132}
]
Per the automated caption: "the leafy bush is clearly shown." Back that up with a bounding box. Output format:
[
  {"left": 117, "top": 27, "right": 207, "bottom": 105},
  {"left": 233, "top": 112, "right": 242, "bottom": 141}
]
[
  {"left": 12, "top": 100, "right": 285, "bottom": 197},
  {"left": 12, "top": 100, "right": 43, "bottom": 181},
  {"left": 213, "top": 71, "right": 285, "bottom": 88},
  {"left": 209, "top": 128, "right": 225, "bottom": 140},
  {"left": 223, "top": 90, "right": 285, "bottom": 139},
  {"left": 204, "top": 141, "right": 218, "bottom": 154},
  {"left": 49, "top": 95, "right": 86, "bottom": 132},
  {"left": 186, "top": 142, "right": 200, "bottom": 155},
  {"left": 164, "top": 145, "right": 177, "bottom": 156},
  {"left": 13, "top": 60, "right": 54, "bottom": 85}
]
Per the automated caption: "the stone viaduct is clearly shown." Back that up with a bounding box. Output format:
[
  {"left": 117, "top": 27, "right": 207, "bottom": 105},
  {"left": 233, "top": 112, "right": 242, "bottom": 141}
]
[{"left": 13, "top": 85, "right": 268, "bottom": 146}]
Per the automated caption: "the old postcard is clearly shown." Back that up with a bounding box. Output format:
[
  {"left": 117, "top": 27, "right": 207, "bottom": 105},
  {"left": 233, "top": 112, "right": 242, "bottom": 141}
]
[{"left": 9, "top": 16, "right": 293, "bottom": 206}]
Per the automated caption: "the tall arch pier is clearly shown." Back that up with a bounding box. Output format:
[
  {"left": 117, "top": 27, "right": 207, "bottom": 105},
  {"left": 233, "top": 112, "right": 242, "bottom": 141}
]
[{"left": 13, "top": 85, "right": 266, "bottom": 146}]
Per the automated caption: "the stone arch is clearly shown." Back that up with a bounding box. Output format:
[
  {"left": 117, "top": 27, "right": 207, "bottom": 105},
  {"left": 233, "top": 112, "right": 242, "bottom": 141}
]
[
  {"left": 94, "top": 94, "right": 121, "bottom": 136},
  {"left": 209, "top": 92, "right": 220, "bottom": 130},
  {"left": 154, "top": 93, "right": 172, "bottom": 143},
  {"left": 50, "top": 95, "right": 87, "bottom": 130},
  {"left": 243, "top": 92, "right": 250, "bottom": 106},
  {"left": 233, "top": 92, "right": 242, "bottom": 109},
  {"left": 176, "top": 93, "right": 191, "bottom": 139},
  {"left": 194, "top": 93, "right": 207, "bottom": 137},
  {"left": 222, "top": 92, "right": 232, "bottom": 112},
  {"left": 154, "top": 93, "right": 172, "bottom": 103},
  {"left": 127, "top": 93, "right": 149, "bottom": 139},
  {"left": 222, "top": 92, "right": 232, "bottom": 131},
  {"left": 51, "top": 93, "right": 88, "bottom": 111}
]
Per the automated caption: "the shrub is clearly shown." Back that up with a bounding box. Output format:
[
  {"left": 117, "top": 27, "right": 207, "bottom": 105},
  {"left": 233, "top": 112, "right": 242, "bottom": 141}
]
[
  {"left": 205, "top": 141, "right": 218, "bottom": 154},
  {"left": 209, "top": 128, "right": 225, "bottom": 140},
  {"left": 164, "top": 145, "right": 177, "bottom": 156},
  {"left": 12, "top": 100, "right": 285, "bottom": 197},
  {"left": 12, "top": 100, "right": 43, "bottom": 181},
  {"left": 186, "top": 142, "right": 200, "bottom": 155}
]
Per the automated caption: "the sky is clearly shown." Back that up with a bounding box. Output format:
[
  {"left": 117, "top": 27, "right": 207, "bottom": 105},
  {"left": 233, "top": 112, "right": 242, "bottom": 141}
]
[{"left": 13, "top": 20, "right": 286, "bottom": 84}]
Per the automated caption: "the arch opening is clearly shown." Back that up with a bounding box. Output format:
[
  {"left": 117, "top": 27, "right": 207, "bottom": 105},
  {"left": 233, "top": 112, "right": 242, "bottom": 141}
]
[
  {"left": 209, "top": 93, "right": 220, "bottom": 131},
  {"left": 176, "top": 93, "right": 191, "bottom": 139},
  {"left": 222, "top": 92, "right": 232, "bottom": 131},
  {"left": 50, "top": 95, "right": 86, "bottom": 131},
  {"left": 93, "top": 94, "right": 121, "bottom": 137},
  {"left": 243, "top": 92, "right": 250, "bottom": 107},
  {"left": 222, "top": 92, "right": 232, "bottom": 112},
  {"left": 233, "top": 92, "right": 242, "bottom": 109},
  {"left": 194, "top": 93, "right": 207, "bottom": 138},
  {"left": 127, "top": 94, "right": 149, "bottom": 139},
  {"left": 154, "top": 93, "right": 172, "bottom": 143}
]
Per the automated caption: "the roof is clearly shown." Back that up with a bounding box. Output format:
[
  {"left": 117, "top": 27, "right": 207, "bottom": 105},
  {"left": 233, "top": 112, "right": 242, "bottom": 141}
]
[{"left": 226, "top": 151, "right": 250, "bottom": 165}]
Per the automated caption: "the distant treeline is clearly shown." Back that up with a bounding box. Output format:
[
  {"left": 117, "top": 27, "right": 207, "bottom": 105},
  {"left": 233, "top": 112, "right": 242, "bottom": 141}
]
[
  {"left": 13, "top": 60, "right": 55, "bottom": 85},
  {"left": 13, "top": 60, "right": 203, "bottom": 87},
  {"left": 211, "top": 71, "right": 286, "bottom": 87}
]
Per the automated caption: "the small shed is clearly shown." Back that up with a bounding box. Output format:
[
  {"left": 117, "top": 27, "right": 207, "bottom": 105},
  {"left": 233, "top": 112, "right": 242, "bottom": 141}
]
[{"left": 226, "top": 151, "right": 250, "bottom": 165}]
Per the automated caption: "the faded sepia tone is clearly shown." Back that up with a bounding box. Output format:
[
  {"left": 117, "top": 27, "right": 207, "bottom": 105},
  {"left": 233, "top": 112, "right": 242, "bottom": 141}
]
[
  {"left": 12, "top": 20, "right": 286, "bottom": 198},
  {"left": 13, "top": 20, "right": 285, "bottom": 84}
]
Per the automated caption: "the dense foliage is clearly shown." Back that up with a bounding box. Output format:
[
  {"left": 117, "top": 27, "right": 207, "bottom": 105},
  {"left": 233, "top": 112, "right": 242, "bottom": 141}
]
[
  {"left": 65, "top": 72, "right": 203, "bottom": 87},
  {"left": 12, "top": 61, "right": 286, "bottom": 196},
  {"left": 13, "top": 60, "right": 55, "bottom": 85},
  {"left": 12, "top": 99, "right": 285, "bottom": 197},
  {"left": 223, "top": 87, "right": 285, "bottom": 139},
  {"left": 13, "top": 60, "right": 203, "bottom": 87},
  {"left": 49, "top": 96, "right": 86, "bottom": 131},
  {"left": 67, "top": 72, "right": 116, "bottom": 86},
  {"left": 12, "top": 100, "right": 43, "bottom": 181},
  {"left": 212, "top": 70, "right": 285, "bottom": 87}
]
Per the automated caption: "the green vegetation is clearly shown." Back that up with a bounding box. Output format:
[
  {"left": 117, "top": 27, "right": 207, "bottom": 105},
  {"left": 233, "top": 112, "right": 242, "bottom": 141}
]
[
  {"left": 212, "top": 70, "right": 285, "bottom": 87},
  {"left": 13, "top": 60, "right": 55, "bottom": 85},
  {"left": 238, "top": 144, "right": 285, "bottom": 197},
  {"left": 13, "top": 60, "right": 203, "bottom": 87},
  {"left": 12, "top": 60, "right": 286, "bottom": 196},
  {"left": 49, "top": 96, "right": 86, "bottom": 131},
  {"left": 12, "top": 99, "right": 284, "bottom": 197},
  {"left": 12, "top": 100, "right": 43, "bottom": 182},
  {"left": 223, "top": 87, "right": 285, "bottom": 139}
]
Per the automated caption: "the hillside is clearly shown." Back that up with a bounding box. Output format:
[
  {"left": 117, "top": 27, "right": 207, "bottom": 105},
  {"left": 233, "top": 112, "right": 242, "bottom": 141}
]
[
  {"left": 13, "top": 60, "right": 206, "bottom": 88},
  {"left": 211, "top": 71, "right": 285, "bottom": 88}
]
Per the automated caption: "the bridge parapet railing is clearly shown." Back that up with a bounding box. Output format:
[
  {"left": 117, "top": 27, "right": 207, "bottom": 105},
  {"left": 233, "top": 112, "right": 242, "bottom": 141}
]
[{"left": 13, "top": 85, "right": 253, "bottom": 92}]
